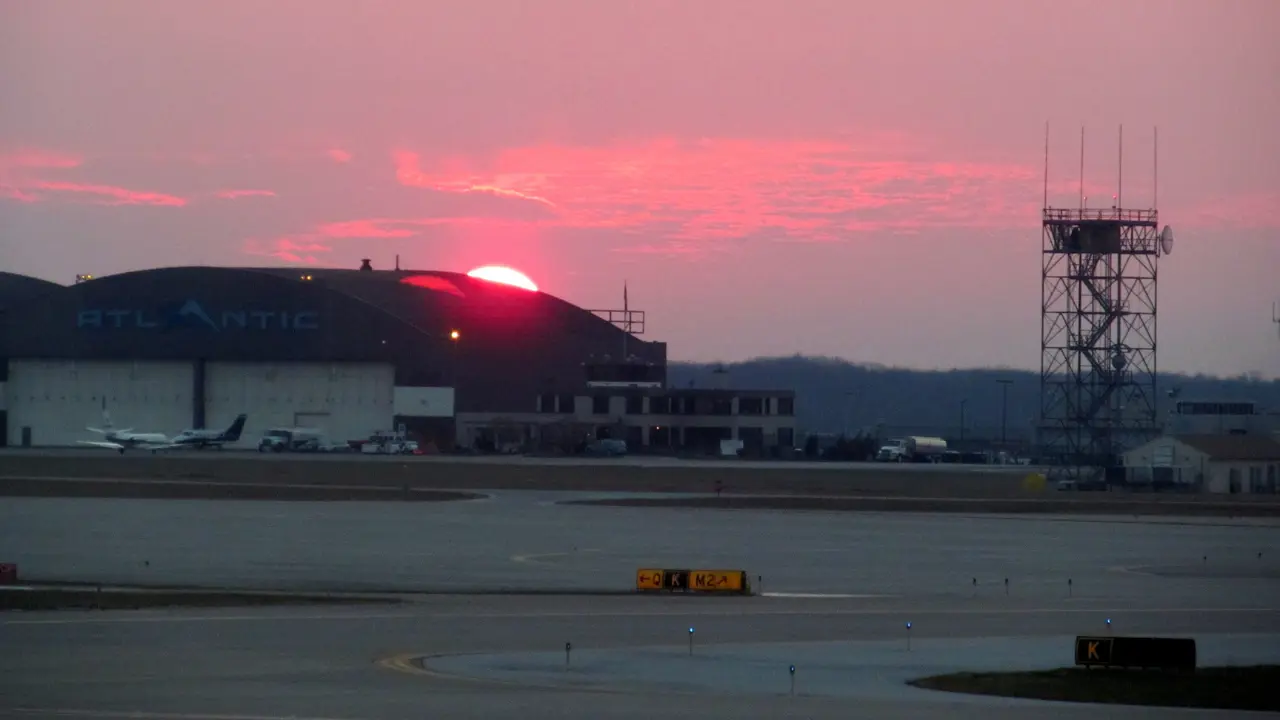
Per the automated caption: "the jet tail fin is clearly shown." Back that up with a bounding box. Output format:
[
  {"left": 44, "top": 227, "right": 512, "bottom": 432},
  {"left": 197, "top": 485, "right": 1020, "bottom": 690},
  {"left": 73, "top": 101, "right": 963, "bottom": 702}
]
[{"left": 222, "top": 414, "right": 247, "bottom": 441}]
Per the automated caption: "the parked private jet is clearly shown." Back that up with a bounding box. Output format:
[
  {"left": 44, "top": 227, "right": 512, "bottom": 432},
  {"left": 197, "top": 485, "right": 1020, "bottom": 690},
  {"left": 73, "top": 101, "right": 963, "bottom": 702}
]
[
  {"left": 78, "top": 411, "right": 170, "bottom": 453},
  {"left": 78, "top": 413, "right": 248, "bottom": 454},
  {"left": 169, "top": 414, "right": 247, "bottom": 450}
]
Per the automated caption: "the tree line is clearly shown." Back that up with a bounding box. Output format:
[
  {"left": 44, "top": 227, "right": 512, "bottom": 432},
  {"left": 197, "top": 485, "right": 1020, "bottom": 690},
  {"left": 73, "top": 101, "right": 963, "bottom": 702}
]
[{"left": 668, "top": 355, "right": 1280, "bottom": 440}]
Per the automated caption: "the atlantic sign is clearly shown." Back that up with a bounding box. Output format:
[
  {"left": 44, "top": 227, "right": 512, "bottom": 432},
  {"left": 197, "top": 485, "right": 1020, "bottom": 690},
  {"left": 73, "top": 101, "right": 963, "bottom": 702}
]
[{"left": 77, "top": 300, "right": 319, "bottom": 331}]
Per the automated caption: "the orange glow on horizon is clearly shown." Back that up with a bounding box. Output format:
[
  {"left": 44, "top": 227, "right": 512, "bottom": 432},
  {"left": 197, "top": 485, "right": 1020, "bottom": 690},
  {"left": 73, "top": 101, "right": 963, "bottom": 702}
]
[{"left": 466, "top": 265, "right": 538, "bottom": 292}]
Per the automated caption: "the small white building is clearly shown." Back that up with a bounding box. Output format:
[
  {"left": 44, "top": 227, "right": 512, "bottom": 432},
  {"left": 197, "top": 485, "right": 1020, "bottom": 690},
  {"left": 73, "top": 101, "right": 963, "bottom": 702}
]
[{"left": 1122, "top": 434, "right": 1280, "bottom": 494}]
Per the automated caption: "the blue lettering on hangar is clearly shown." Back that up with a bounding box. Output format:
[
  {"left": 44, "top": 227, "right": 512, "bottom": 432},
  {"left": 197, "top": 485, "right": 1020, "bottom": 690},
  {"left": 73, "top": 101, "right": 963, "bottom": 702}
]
[{"left": 77, "top": 300, "right": 319, "bottom": 331}]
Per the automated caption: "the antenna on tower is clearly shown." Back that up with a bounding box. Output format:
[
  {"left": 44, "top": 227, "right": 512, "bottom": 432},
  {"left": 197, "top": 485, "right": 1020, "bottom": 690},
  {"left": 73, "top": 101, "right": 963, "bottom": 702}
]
[
  {"left": 1153, "top": 126, "right": 1159, "bottom": 210},
  {"left": 1043, "top": 121, "right": 1050, "bottom": 210},
  {"left": 622, "top": 281, "right": 629, "bottom": 360},
  {"left": 1079, "top": 125, "right": 1085, "bottom": 210},
  {"left": 1118, "top": 124, "right": 1124, "bottom": 209}
]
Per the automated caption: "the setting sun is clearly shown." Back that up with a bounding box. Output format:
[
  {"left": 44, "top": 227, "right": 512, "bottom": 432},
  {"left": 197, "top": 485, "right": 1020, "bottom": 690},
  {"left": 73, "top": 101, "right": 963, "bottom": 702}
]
[{"left": 466, "top": 265, "right": 539, "bottom": 292}]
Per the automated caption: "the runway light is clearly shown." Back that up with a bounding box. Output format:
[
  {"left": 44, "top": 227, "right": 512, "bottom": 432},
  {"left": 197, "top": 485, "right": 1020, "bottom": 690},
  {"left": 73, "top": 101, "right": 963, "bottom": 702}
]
[
  {"left": 450, "top": 329, "right": 460, "bottom": 341},
  {"left": 905, "top": 622, "right": 911, "bottom": 629}
]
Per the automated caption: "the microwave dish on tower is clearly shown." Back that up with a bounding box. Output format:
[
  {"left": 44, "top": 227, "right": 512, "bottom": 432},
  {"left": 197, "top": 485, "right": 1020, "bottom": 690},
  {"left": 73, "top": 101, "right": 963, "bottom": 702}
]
[{"left": 1160, "top": 225, "right": 1174, "bottom": 256}]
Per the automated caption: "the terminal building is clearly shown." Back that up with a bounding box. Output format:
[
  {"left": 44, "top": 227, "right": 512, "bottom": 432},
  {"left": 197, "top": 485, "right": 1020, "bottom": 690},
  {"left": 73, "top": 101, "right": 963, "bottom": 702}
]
[{"left": 0, "top": 263, "right": 795, "bottom": 453}]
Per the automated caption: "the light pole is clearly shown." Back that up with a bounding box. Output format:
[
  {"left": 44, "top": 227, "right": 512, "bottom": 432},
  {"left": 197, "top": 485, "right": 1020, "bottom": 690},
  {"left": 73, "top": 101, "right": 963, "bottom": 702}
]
[
  {"left": 959, "top": 399, "right": 967, "bottom": 446},
  {"left": 996, "top": 380, "right": 1013, "bottom": 446}
]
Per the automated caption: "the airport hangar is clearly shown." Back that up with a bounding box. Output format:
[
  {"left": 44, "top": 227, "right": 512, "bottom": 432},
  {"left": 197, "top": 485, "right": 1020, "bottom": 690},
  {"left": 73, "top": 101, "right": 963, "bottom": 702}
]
[{"left": 0, "top": 264, "right": 796, "bottom": 452}]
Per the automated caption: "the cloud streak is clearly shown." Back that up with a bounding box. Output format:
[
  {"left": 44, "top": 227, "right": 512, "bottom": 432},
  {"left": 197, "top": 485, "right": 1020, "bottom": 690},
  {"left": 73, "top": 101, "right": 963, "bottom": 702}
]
[
  {"left": 371, "top": 138, "right": 1044, "bottom": 255},
  {"left": 215, "top": 189, "right": 277, "bottom": 200},
  {"left": 0, "top": 149, "right": 187, "bottom": 207}
]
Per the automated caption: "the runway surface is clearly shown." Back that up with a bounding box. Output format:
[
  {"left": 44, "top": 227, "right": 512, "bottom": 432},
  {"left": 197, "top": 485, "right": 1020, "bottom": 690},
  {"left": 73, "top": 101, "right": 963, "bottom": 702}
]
[{"left": 3, "top": 485, "right": 1280, "bottom": 719}]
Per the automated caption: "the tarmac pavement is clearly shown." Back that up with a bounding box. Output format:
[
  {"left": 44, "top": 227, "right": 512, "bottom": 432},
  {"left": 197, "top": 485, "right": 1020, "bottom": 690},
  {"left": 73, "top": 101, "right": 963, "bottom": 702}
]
[{"left": 2, "top": 466, "right": 1279, "bottom": 719}]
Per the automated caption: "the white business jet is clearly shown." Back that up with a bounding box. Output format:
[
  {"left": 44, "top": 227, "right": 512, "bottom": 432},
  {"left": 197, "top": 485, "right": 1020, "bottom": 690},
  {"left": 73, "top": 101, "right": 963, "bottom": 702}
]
[
  {"left": 79, "top": 410, "right": 172, "bottom": 454},
  {"left": 78, "top": 412, "right": 247, "bottom": 454}
]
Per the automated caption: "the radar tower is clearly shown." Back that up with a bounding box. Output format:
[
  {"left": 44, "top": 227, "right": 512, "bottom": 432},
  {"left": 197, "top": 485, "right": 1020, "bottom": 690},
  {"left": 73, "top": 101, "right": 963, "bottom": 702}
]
[{"left": 1039, "top": 124, "right": 1173, "bottom": 485}]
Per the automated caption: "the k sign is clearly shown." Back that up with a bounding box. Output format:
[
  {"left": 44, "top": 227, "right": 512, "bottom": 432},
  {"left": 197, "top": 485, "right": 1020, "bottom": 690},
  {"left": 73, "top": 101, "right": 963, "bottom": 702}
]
[{"left": 77, "top": 300, "right": 319, "bottom": 331}]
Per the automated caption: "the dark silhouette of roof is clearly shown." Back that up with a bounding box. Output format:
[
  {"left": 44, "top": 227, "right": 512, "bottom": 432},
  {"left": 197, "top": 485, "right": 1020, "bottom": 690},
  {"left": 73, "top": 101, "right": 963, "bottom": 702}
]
[
  {"left": 239, "top": 266, "right": 651, "bottom": 349},
  {"left": 0, "top": 271, "right": 62, "bottom": 310}
]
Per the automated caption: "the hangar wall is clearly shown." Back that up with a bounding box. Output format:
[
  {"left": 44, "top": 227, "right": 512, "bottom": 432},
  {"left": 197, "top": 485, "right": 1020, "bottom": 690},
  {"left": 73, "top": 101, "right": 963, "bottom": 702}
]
[
  {"left": 206, "top": 362, "right": 396, "bottom": 446},
  {"left": 6, "top": 360, "right": 194, "bottom": 446}
]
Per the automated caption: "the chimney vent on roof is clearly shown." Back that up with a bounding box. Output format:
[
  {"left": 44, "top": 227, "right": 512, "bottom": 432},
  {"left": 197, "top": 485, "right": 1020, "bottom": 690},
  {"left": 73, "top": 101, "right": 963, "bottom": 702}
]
[{"left": 359, "top": 258, "right": 372, "bottom": 272}]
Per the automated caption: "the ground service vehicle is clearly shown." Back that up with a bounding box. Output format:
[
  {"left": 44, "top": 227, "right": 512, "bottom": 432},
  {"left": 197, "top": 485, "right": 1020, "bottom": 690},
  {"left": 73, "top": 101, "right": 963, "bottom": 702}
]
[
  {"left": 876, "top": 436, "right": 948, "bottom": 462},
  {"left": 258, "top": 427, "right": 324, "bottom": 452}
]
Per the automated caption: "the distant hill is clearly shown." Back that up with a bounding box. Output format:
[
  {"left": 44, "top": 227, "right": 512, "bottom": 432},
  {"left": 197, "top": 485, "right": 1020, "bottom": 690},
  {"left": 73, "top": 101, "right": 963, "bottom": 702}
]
[{"left": 668, "top": 355, "right": 1280, "bottom": 441}]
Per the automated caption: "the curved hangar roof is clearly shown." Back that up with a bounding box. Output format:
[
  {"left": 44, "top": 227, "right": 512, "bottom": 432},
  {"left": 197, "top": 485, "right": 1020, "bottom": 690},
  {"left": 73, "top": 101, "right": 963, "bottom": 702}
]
[
  {"left": 0, "top": 271, "right": 62, "bottom": 311},
  {"left": 3, "top": 266, "right": 663, "bottom": 401}
]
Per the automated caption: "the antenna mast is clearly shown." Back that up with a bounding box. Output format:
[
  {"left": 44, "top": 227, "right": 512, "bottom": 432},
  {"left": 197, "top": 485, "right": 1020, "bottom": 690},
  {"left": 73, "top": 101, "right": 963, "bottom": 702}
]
[
  {"left": 1043, "top": 121, "right": 1050, "bottom": 209},
  {"left": 1118, "top": 124, "right": 1123, "bottom": 208},
  {"left": 1079, "top": 126, "right": 1085, "bottom": 210}
]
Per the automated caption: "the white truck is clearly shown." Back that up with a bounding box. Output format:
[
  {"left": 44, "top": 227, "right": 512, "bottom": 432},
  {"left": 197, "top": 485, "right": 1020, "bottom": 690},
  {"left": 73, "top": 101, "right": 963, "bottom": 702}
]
[
  {"left": 876, "top": 436, "right": 948, "bottom": 463},
  {"left": 258, "top": 427, "right": 325, "bottom": 452}
]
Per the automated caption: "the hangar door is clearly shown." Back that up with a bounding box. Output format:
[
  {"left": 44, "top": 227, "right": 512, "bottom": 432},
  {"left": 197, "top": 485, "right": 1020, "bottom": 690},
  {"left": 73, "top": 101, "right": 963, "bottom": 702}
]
[
  {"left": 6, "top": 360, "right": 194, "bottom": 447},
  {"left": 205, "top": 362, "right": 395, "bottom": 447}
]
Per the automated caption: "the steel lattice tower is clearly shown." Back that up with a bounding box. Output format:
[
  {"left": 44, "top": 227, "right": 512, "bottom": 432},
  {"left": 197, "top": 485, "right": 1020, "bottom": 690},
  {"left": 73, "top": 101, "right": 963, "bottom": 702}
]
[{"left": 1040, "top": 204, "right": 1169, "bottom": 485}]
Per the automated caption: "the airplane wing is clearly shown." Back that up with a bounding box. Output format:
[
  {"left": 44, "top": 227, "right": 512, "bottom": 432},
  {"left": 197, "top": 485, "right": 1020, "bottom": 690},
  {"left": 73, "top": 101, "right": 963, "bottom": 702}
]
[
  {"left": 77, "top": 440, "right": 126, "bottom": 451},
  {"left": 136, "top": 442, "right": 186, "bottom": 452}
]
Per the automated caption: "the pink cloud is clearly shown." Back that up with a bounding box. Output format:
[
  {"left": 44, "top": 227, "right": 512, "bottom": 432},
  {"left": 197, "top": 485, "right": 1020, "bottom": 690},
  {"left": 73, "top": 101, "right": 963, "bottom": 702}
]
[
  {"left": 393, "top": 150, "right": 557, "bottom": 207},
  {"left": 29, "top": 180, "right": 186, "bottom": 207},
  {"left": 0, "top": 148, "right": 186, "bottom": 207},
  {"left": 216, "top": 189, "right": 277, "bottom": 200},
  {"left": 327, "top": 148, "right": 353, "bottom": 163},
  {"left": 242, "top": 237, "right": 331, "bottom": 264},
  {"left": 386, "top": 138, "right": 1041, "bottom": 252},
  {"left": 316, "top": 218, "right": 424, "bottom": 239}
]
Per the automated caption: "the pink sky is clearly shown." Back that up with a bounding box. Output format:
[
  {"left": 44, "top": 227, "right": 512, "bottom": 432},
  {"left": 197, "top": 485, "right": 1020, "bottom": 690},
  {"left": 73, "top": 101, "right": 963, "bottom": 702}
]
[{"left": 1, "top": 0, "right": 1277, "bottom": 377}]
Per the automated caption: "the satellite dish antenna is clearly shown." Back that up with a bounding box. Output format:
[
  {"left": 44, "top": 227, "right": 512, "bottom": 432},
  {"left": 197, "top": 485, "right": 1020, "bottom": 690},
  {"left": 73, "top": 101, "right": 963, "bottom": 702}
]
[{"left": 1160, "top": 225, "right": 1174, "bottom": 256}]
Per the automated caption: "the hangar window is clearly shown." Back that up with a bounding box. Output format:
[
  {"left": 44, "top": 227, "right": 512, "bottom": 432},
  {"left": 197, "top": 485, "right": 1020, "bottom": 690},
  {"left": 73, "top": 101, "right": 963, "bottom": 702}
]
[
  {"left": 777, "top": 397, "right": 795, "bottom": 416},
  {"left": 592, "top": 395, "right": 611, "bottom": 415},
  {"left": 625, "top": 395, "right": 644, "bottom": 415},
  {"left": 649, "top": 396, "right": 671, "bottom": 414},
  {"left": 709, "top": 397, "right": 733, "bottom": 416},
  {"left": 738, "top": 397, "right": 764, "bottom": 415},
  {"left": 557, "top": 394, "right": 575, "bottom": 413},
  {"left": 538, "top": 393, "right": 556, "bottom": 413}
]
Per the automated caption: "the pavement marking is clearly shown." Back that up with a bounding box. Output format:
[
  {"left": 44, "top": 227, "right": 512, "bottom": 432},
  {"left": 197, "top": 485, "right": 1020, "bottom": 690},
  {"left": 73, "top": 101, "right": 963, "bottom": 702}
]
[
  {"left": 376, "top": 653, "right": 642, "bottom": 696},
  {"left": 1, "top": 710, "right": 365, "bottom": 720},
  {"left": 5, "top": 605, "right": 1277, "bottom": 627},
  {"left": 1108, "top": 564, "right": 1154, "bottom": 576},
  {"left": 510, "top": 549, "right": 603, "bottom": 565}
]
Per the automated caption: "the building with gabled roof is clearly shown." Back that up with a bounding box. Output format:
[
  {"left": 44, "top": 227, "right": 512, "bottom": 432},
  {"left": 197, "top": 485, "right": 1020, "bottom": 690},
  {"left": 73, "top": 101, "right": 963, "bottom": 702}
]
[{"left": 1122, "top": 434, "right": 1280, "bottom": 494}]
